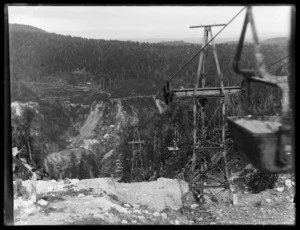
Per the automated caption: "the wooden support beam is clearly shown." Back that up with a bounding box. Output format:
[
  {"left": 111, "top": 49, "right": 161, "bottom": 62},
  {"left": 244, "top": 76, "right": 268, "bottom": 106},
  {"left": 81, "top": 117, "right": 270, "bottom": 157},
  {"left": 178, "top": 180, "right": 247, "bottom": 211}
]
[
  {"left": 173, "top": 86, "right": 242, "bottom": 98},
  {"left": 195, "top": 147, "right": 224, "bottom": 150},
  {"left": 128, "top": 140, "right": 145, "bottom": 145},
  {"left": 193, "top": 184, "right": 229, "bottom": 189},
  {"left": 190, "top": 24, "right": 227, "bottom": 28}
]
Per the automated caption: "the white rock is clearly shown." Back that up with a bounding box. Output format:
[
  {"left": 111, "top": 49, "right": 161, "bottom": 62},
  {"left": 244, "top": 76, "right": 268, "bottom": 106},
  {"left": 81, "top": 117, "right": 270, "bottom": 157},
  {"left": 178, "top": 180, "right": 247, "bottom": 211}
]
[
  {"left": 174, "top": 220, "right": 180, "bottom": 225},
  {"left": 143, "top": 210, "right": 150, "bottom": 214},
  {"left": 133, "top": 209, "right": 141, "bottom": 214},
  {"left": 132, "top": 220, "right": 137, "bottom": 224},
  {"left": 70, "top": 179, "right": 79, "bottom": 185},
  {"left": 285, "top": 179, "right": 293, "bottom": 188},
  {"left": 153, "top": 212, "right": 160, "bottom": 217},
  {"left": 191, "top": 204, "right": 199, "bottom": 209},
  {"left": 37, "top": 199, "right": 48, "bottom": 206},
  {"left": 12, "top": 147, "right": 19, "bottom": 156},
  {"left": 276, "top": 187, "right": 285, "bottom": 192},
  {"left": 78, "top": 194, "right": 85, "bottom": 198},
  {"left": 265, "top": 199, "right": 272, "bottom": 203},
  {"left": 161, "top": 213, "right": 167, "bottom": 219},
  {"left": 138, "top": 216, "right": 145, "bottom": 220},
  {"left": 124, "top": 204, "right": 131, "bottom": 208},
  {"left": 109, "top": 125, "right": 115, "bottom": 128},
  {"left": 50, "top": 180, "right": 56, "bottom": 183},
  {"left": 121, "top": 220, "right": 128, "bottom": 224},
  {"left": 24, "top": 208, "right": 35, "bottom": 215}
]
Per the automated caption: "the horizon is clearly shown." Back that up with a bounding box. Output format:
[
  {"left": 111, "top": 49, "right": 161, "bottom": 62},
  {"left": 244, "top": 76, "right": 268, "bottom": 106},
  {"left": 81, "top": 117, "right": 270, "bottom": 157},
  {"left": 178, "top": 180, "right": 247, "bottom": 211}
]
[
  {"left": 9, "top": 22, "right": 289, "bottom": 45},
  {"left": 8, "top": 5, "right": 292, "bottom": 43}
]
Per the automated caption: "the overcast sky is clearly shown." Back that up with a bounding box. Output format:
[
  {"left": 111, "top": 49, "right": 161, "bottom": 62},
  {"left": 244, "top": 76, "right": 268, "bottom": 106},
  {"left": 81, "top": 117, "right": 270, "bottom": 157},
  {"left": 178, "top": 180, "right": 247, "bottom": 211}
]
[{"left": 8, "top": 5, "right": 292, "bottom": 42}]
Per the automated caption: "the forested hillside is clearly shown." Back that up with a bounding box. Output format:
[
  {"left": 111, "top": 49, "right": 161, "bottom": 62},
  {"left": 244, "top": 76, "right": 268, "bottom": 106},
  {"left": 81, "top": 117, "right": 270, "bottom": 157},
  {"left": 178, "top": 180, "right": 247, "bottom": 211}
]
[
  {"left": 9, "top": 23, "right": 288, "bottom": 101},
  {"left": 9, "top": 23, "right": 290, "bottom": 182}
]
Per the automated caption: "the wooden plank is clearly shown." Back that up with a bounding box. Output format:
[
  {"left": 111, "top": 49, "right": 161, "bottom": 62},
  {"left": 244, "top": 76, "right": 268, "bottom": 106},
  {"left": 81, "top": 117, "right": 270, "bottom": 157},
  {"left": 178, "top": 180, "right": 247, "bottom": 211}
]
[
  {"left": 167, "top": 146, "right": 180, "bottom": 151},
  {"left": 190, "top": 24, "right": 227, "bottom": 28},
  {"left": 173, "top": 86, "right": 242, "bottom": 97},
  {"left": 128, "top": 141, "right": 145, "bottom": 144}
]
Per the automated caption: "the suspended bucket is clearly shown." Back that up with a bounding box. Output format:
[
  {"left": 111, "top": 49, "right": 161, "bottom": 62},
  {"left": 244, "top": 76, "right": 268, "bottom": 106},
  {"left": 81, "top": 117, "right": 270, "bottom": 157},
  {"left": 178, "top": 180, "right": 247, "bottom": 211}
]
[{"left": 227, "top": 116, "right": 293, "bottom": 173}]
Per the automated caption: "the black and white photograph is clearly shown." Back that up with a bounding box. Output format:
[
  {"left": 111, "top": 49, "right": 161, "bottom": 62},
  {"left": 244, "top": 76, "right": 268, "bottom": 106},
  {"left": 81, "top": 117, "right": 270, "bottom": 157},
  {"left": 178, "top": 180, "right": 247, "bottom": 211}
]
[{"left": 4, "top": 4, "right": 295, "bottom": 225}]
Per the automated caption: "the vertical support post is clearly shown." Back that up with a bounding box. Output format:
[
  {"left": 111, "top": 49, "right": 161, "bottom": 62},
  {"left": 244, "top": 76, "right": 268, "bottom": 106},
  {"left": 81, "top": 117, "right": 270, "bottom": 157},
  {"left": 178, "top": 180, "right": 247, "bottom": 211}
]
[
  {"left": 192, "top": 27, "right": 209, "bottom": 203},
  {"left": 201, "top": 28, "right": 209, "bottom": 89},
  {"left": 210, "top": 28, "right": 235, "bottom": 204},
  {"left": 192, "top": 27, "right": 209, "bottom": 173},
  {"left": 131, "top": 144, "right": 135, "bottom": 181},
  {"left": 136, "top": 127, "right": 146, "bottom": 181},
  {"left": 209, "top": 30, "right": 225, "bottom": 94},
  {"left": 192, "top": 102, "right": 197, "bottom": 173}
]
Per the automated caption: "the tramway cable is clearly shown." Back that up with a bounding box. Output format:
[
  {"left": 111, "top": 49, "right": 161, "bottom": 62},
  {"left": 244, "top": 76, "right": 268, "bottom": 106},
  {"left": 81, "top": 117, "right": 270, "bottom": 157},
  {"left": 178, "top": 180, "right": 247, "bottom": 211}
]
[{"left": 155, "top": 6, "right": 246, "bottom": 99}]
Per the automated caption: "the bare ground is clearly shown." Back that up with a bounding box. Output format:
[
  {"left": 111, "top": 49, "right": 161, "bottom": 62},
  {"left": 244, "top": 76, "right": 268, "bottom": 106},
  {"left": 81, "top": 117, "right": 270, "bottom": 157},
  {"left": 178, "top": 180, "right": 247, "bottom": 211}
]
[{"left": 13, "top": 176, "right": 295, "bottom": 225}]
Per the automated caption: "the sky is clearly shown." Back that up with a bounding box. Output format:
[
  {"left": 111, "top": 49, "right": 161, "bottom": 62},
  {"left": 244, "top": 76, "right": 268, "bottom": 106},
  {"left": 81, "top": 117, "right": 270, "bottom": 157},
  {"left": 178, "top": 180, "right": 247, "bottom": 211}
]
[{"left": 8, "top": 5, "right": 292, "bottom": 43}]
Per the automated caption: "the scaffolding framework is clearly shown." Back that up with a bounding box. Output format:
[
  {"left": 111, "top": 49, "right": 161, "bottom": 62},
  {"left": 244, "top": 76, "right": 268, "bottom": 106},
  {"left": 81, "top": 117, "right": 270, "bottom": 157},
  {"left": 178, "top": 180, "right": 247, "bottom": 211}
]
[
  {"left": 172, "top": 24, "right": 242, "bottom": 203},
  {"left": 128, "top": 125, "right": 146, "bottom": 181}
]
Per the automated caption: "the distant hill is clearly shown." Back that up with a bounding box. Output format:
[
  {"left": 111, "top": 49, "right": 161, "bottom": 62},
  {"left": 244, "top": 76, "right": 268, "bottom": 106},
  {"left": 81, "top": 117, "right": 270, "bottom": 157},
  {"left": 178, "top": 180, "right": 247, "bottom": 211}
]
[
  {"left": 9, "top": 23, "right": 48, "bottom": 34},
  {"left": 262, "top": 37, "right": 288, "bottom": 45},
  {"left": 159, "top": 40, "right": 196, "bottom": 46}
]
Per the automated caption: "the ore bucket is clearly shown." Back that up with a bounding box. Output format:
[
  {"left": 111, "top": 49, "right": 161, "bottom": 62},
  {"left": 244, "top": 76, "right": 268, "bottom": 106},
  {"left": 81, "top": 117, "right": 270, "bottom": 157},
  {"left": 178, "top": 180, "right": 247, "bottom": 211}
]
[{"left": 227, "top": 116, "right": 293, "bottom": 173}]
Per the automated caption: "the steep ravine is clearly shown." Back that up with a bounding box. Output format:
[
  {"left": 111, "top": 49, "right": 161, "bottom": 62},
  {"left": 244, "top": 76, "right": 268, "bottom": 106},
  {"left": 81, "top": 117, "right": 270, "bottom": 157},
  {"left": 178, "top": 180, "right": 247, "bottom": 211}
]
[{"left": 11, "top": 96, "right": 160, "bottom": 181}]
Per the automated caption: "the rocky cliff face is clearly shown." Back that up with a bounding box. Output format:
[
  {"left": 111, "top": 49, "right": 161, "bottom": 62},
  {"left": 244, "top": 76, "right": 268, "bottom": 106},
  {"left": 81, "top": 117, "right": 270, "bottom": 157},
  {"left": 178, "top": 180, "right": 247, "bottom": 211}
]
[
  {"left": 11, "top": 95, "right": 160, "bottom": 181},
  {"left": 43, "top": 99, "right": 136, "bottom": 179}
]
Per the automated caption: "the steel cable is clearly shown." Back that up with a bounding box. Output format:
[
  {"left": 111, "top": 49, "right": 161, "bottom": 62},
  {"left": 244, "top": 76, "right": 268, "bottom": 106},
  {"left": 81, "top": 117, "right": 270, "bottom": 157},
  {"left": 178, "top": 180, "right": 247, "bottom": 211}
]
[{"left": 155, "top": 6, "right": 247, "bottom": 99}]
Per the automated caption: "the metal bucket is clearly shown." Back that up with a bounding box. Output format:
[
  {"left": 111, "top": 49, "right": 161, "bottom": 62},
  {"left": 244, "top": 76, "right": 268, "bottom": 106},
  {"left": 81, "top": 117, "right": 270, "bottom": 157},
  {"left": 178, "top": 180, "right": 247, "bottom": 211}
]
[{"left": 227, "top": 116, "right": 293, "bottom": 173}]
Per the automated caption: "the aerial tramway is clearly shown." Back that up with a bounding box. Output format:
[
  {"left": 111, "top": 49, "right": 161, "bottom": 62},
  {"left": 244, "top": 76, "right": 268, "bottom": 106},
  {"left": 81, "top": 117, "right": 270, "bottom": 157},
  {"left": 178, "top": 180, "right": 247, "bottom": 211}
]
[{"left": 155, "top": 6, "right": 294, "bottom": 203}]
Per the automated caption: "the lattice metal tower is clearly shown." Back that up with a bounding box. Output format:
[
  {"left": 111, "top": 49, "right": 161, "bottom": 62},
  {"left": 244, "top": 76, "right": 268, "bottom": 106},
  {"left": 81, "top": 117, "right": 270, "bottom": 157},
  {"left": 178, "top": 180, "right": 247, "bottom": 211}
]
[{"left": 172, "top": 24, "right": 242, "bottom": 202}]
